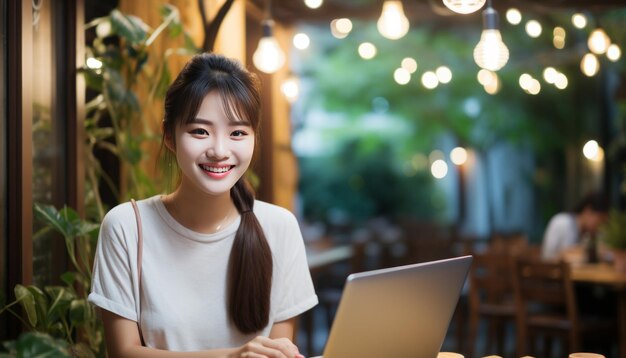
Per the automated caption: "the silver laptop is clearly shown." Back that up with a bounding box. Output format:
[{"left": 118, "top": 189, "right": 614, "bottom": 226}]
[{"left": 317, "top": 255, "right": 472, "bottom": 358}]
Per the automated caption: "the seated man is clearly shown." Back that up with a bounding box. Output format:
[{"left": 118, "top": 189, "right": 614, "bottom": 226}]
[{"left": 541, "top": 192, "right": 609, "bottom": 262}]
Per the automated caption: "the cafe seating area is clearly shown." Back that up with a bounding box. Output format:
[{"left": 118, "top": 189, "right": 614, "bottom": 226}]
[{"left": 300, "top": 222, "right": 626, "bottom": 358}]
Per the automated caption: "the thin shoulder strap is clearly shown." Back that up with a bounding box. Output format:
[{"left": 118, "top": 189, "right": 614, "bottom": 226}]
[
  {"left": 130, "top": 199, "right": 145, "bottom": 345},
  {"left": 130, "top": 199, "right": 143, "bottom": 283}
]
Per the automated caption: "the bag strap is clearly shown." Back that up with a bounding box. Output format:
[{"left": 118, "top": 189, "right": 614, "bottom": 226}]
[
  {"left": 130, "top": 199, "right": 145, "bottom": 345},
  {"left": 131, "top": 199, "right": 143, "bottom": 281}
]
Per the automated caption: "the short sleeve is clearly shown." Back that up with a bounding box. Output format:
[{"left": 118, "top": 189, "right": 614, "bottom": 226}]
[
  {"left": 541, "top": 214, "right": 575, "bottom": 261},
  {"left": 88, "top": 204, "right": 140, "bottom": 321},
  {"left": 271, "top": 212, "right": 318, "bottom": 323}
]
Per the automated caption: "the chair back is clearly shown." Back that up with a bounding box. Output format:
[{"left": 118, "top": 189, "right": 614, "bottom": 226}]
[
  {"left": 470, "top": 252, "right": 515, "bottom": 306},
  {"left": 512, "top": 259, "right": 576, "bottom": 313},
  {"left": 512, "top": 258, "right": 578, "bottom": 356}
]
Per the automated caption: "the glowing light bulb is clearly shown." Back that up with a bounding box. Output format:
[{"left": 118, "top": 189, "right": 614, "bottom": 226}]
[
  {"left": 581, "top": 53, "right": 600, "bottom": 77},
  {"left": 377, "top": 1, "right": 410, "bottom": 40},
  {"left": 393, "top": 67, "right": 411, "bottom": 85},
  {"left": 583, "top": 140, "right": 600, "bottom": 160},
  {"left": 431, "top": 159, "right": 448, "bottom": 179},
  {"left": 450, "top": 147, "right": 468, "bottom": 166},
  {"left": 607, "top": 44, "right": 621, "bottom": 62},
  {"left": 358, "top": 42, "right": 377, "bottom": 59},
  {"left": 572, "top": 13, "right": 587, "bottom": 29},
  {"left": 443, "top": 0, "right": 485, "bottom": 14},
  {"left": 421, "top": 71, "right": 439, "bottom": 89},
  {"left": 304, "top": 0, "right": 323, "bottom": 9},
  {"left": 506, "top": 8, "right": 521, "bottom": 25},
  {"left": 293, "top": 33, "right": 310, "bottom": 50},
  {"left": 401, "top": 57, "right": 418, "bottom": 73},
  {"left": 525, "top": 20, "right": 542, "bottom": 38},
  {"left": 281, "top": 76, "right": 300, "bottom": 102},
  {"left": 253, "top": 20, "right": 285, "bottom": 74},
  {"left": 473, "top": 8, "right": 509, "bottom": 71},
  {"left": 436, "top": 66, "right": 452, "bottom": 83},
  {"left": 588, "top": 28, "right": 610, "bottom": 55}
]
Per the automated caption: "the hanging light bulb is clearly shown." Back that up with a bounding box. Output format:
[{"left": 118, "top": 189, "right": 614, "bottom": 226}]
[
  {"left": 377, "top": 1, "right": 410, "bottom": 40},
  {"left": 443, "top": 0, "right": 485, "bottom": 14},
  {"left": 473, "top": 6, "right": 509, "bottom": 71},
  {"left": 253, "top": 20, "right": 285, "bottom": 74}
]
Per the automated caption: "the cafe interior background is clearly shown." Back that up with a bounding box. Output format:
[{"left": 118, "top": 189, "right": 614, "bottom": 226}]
[{"left": 1, "top": 0, "right": 625, "bottom": 356}]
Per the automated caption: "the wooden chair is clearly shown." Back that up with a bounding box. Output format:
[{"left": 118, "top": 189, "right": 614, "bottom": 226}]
[
  {"left": 466, "top": 251, "right": 517, "bottom": 358},
  {"left": 512, "top": 258, "right": 616, "bottom": 357}
]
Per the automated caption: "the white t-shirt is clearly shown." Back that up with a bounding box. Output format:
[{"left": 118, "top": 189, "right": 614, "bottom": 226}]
[
  {"left": 540, "top": 212, "right": 578, "bottom": 260},
  {"left": 88, "top": 195, "right": 318, "bottom": 351}
]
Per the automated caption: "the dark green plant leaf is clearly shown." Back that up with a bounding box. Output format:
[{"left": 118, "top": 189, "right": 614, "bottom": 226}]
[
  {"left": 69, "top": 299, "right": 89, "bottom": 326},
  {"left": 27, "top": 286, "right": 49, "bottom": 330},
  {"left": 110, "top": 9, "right": 148, "bottom": 46},
  {"left": 45, "top": 286, "right": 75, "bottom": 323},
  {"left": 103, "top": 68, "right": 127, "bottom": 104},
  {"left": 13, "top": 332, "right": 71, "bottom": 358},
  {"left": 14, "top": 285, "right": 37, "bottom": 327},
  {"left": 34, "top": 204, "right": 99, "bottom": 241}
]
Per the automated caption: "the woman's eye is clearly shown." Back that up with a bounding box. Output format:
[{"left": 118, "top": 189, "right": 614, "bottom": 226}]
[
  {"left": 231, "top": 130, "right": 248, "bottom": 137},
  {"left": 190, "top": 128, "right": 209, "bottom": 136}
]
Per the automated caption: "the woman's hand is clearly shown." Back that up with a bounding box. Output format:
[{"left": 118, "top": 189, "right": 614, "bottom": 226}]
[{"left": 230, "top": 336, "right": 304, "bottom": 358}]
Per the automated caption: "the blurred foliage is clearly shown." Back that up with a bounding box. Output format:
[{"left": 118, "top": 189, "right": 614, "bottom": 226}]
[
  {"left": 601, "top": 210, "right": 626, "bottom": 250},
  {"left": 295, "top": 9, "right": 626, "bottom": 227},
  {"left": 2, "top": 5, "right": 199, "bottom": 356},
  {"left": 81, "top": 5, "right": 198, "bottom": 220},
  {"left": 1, "top": 205, "right": 101, "bottom": 357}
]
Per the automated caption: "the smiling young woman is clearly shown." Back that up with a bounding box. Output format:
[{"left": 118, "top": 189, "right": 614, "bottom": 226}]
[{"left": 88, "top": 53, "right": 318, "bottom": 358}]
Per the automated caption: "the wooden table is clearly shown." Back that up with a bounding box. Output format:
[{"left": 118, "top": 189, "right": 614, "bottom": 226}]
[
  {"left": 307, "top": 244, "right": 353, "bottom": 274},
  {"left": 571, "top": 263, "right": 626, "bottom": 358}
]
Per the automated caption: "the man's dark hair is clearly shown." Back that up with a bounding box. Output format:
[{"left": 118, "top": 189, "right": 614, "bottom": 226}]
[{"left": 574, "top": 192, "right": 609, "bottom": 214}]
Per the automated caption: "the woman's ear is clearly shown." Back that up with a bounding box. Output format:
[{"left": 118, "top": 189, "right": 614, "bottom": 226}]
[{"left": 163, "top": 122, "right": 176, "bottom": 152}]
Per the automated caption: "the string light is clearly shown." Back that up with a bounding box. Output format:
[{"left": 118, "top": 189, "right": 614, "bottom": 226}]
[
  {"left": 581, "top": 53, "right": 600, "bottom": 77},
  {"left": 588, "top": 28, "right": 611, "bottom": 55},
  {"left": 281, "top": 75, "right": 300, "bottom": 102},
  {"left": 505, "top": 8, "right": 521, "bottom": 25}
]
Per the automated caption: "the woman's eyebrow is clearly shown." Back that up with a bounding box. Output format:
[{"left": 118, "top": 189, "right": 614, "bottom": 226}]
[{"left": 191, "top": 117, "right": 252, "bottom": 126}]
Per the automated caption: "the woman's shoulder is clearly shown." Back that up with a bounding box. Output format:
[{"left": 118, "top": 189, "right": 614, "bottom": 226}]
[
  {"left": 253, "top": 200, "right": 297, "bottom": 222},
  {"left": 103, "top": 196, "right": 160, "bottom": 224}
]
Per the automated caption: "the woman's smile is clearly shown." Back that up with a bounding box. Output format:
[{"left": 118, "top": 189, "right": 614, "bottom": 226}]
[{"left": 199, "top": 164, "right": 235, "bottom": 179}]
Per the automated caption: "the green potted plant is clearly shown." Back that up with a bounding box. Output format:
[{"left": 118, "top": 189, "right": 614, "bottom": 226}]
[{"left": 600, "top": 210, "right": 626, "bottom": 272}]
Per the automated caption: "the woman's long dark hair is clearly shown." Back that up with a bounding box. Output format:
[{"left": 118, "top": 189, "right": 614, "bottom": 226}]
[{"left": 162, "top": 53, "right": 272, "bottom": 334}]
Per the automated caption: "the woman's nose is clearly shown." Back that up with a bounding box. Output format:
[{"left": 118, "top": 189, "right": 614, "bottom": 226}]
[{"left": 206, "top": 138, "right": 230, "bottom": 160}]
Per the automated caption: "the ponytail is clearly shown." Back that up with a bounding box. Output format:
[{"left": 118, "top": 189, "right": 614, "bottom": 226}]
[{"left": 228, "top": 179, "right": 273, "bottom": 334}]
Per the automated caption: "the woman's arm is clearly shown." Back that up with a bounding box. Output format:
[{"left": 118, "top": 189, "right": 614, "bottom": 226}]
[
  {"left": 268, "top": 318, "right": 296, "bottom": 341},
  {"left": 101, "top": 309, "right": 303, "bottom": 358}
]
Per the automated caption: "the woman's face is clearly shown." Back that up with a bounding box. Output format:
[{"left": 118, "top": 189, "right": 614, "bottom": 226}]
[{"left": 168, "top": 91, "right": 255, "bottom": 197}]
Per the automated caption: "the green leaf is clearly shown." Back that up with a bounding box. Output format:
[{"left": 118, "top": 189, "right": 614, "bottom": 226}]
[
  {"left": 14, "top": 285, "right": 37, "bottom": 327},
  {"left": 69, "top": 299, "right": 89, "bottom": 326},
  {"left": 109, "top": 9, "right": 148, "bottom": 46},
  {"left": 45, "top": 286, "right": 74, "bottom": 323},
  {"left": 27, "top": 286, "right": 49, "bottom": 330},
  {"left": 13, "top": 332, "right": 71, "bottom": 358},
  {"left": 34, "top": 204, "right": 70, "bottom": 238}
]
